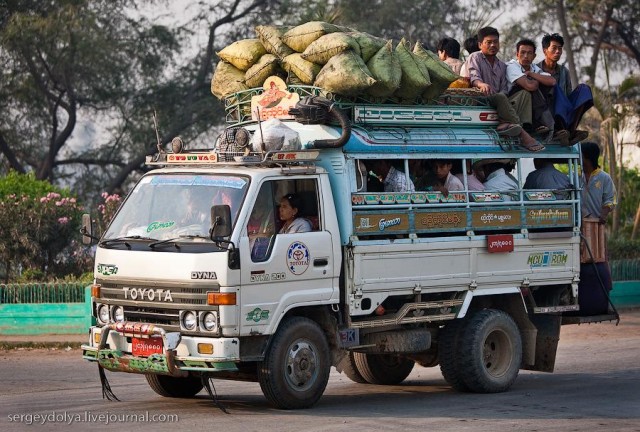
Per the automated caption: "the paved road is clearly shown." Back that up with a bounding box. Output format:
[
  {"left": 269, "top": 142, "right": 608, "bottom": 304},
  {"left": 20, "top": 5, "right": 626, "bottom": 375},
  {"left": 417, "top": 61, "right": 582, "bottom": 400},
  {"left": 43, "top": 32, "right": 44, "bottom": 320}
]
[{"left": 1, "top": 310, "right": 639, "bottom": 432}]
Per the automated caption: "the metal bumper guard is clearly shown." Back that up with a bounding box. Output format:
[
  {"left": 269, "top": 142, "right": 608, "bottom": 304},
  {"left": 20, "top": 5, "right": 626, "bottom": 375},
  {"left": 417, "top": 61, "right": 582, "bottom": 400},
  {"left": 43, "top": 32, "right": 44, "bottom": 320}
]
[
  {"left": 83, "top": 322, "right": 184, "bottom": 376},
  {"left": 82, "top": 322, "right": 238, "bottom": 377}
]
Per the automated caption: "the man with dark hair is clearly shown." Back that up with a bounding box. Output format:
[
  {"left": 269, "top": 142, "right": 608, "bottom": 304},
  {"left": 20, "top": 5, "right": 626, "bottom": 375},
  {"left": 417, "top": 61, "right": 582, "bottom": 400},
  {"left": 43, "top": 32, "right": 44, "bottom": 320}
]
[
  {"left": 580, "top": 142, "right": 616, "bottom": 223},
  {"left": 538, "top": 33, "right": 593, "bottom": 145},
  {"left": 506, "top": 39, "right": 567, "bottom": 142},
  {"left": 467, "top": 27, "right": 544, "bottom": 152},
  {"left": 524, "top": 159, "right": 572, "bottom": 199},
  {"left": 437, "top": 37, "right": 463, "bottom": 74}
]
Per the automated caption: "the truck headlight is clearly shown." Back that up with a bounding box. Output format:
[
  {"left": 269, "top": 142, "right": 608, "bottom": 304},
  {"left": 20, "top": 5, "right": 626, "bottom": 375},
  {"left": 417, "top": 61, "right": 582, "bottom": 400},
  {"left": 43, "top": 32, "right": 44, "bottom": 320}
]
[
  {"left": 181, "top": 311, "right": 197, "bottom": 331},
  {"left": 201, "top": 311, "right": 218, "bottom": 331},
  {"left": 112, "top": 306, "right": 124, "bottom": 322},
  {"left": 97, "top": 304, "right": 110, "bottom": 324}
]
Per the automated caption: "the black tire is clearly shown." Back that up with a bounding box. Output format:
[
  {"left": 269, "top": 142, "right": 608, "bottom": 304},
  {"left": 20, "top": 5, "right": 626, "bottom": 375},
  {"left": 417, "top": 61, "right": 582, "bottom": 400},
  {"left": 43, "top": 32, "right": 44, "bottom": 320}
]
[
  {"left": 352, "top": 353, "right": 414, "bottom": 385},
  {"left": 457, "top": 309, "right": 522, "bottom": 393},
  {"left": 438, "top": 319, "right": 469, "bottom": 391},
  {"left": 337, "top": 351, "right": 367, "bottom": 384},
  {"left": 145, "top": 374, "right": 203, "bottom": 398},
  {"left": 258, "top": 317, "right": 330, "bottom": 409}
]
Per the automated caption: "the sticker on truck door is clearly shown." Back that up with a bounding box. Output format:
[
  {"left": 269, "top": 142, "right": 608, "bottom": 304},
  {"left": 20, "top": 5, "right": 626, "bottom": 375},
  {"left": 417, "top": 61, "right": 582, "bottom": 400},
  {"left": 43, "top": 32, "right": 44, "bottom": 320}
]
[{"left": 286, "top": 242, "right": 310, "bottom": 275}]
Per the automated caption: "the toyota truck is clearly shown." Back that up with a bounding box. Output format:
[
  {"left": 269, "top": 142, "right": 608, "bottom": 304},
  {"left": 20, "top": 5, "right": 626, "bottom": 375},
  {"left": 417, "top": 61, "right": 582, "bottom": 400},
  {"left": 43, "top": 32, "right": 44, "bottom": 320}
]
[{"left": 81, "top": 77, "right": 616, "bottom": 409}]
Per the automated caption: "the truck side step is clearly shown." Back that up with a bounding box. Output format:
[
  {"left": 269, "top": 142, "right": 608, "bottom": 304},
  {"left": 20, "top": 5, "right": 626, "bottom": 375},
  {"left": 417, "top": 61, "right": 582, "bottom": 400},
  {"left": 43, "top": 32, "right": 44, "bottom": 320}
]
[{"left": 350, "top": 299, "right": 463, "bottom": 329}]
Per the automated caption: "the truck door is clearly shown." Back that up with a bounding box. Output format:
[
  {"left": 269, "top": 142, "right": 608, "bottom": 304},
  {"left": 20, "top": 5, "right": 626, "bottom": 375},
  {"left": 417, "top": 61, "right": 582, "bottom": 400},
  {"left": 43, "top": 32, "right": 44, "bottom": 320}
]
[{"left": 239, "top": 177, "right": 335, "bottom": 334}]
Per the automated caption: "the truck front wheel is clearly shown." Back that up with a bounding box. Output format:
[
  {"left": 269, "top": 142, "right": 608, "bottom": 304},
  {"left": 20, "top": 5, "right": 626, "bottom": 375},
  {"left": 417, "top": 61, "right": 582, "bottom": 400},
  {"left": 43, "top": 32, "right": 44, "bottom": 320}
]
[
  {"left": 458, "top": 309, "right": 522, "bottom": 393},
  {"left": 352, "top": 353, "right": 414, "bottom": 385},
  {"left": 145, "top": 374, "right": 203, "bottom": 398},
  {"left": 258, "top": 317, "right": 330, "bottom": 409}
]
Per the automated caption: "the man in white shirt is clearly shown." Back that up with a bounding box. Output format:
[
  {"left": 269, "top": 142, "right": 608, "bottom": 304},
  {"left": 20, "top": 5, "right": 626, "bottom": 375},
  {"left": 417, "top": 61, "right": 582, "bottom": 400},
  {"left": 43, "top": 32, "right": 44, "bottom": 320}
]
[
  {"left": 505, "top": 39, "right": 567, "bottom": 143},
  {"left": 475, "top": 159, "right": 518, "bottom": 201}
]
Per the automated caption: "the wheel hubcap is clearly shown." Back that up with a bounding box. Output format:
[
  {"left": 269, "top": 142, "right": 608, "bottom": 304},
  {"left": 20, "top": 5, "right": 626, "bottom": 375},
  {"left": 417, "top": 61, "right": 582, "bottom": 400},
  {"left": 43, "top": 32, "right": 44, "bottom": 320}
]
[
  {"left": 285, "top": 340, "right": 318, "bottom": 391},
  {"left": 483, "top": 329, "right": 513, "bottom": 377}
]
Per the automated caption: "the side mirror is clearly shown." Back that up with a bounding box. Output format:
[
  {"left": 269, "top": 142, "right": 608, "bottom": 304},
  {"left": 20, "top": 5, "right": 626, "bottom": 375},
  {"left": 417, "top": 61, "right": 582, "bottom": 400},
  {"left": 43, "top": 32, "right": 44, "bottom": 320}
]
[
  {"left": 210, "top": 205, "right": 232, "bottom": 239},
  {"left": 81, "top": 213, "right": 93, "bottom": 245}
]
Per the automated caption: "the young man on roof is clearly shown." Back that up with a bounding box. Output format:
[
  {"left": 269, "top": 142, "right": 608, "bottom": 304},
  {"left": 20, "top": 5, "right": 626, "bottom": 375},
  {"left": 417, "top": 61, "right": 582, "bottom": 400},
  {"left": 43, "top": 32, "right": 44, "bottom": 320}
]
[
  {"left": 506, "top": 39, "right": 569, "bottom": 143},
  {"left": 537, "top": 33, "right": 592, "bottom": 145},
  {"left": 467, "top": 27, "right": 545, "bottom": 152}
]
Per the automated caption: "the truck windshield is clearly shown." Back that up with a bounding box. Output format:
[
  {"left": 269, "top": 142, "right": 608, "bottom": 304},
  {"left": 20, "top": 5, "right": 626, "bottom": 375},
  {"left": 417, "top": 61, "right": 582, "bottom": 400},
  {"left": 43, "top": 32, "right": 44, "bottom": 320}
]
[{"left": 103, "top": 174, "right": 248, "bottom": 242}]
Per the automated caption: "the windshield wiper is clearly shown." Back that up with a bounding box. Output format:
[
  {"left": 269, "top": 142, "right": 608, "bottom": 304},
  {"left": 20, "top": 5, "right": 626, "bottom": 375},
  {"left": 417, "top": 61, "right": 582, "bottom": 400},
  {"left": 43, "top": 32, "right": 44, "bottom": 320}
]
[
  {"left": 100, "top": 235, "right": 154, "bottom": 249},
  {"left": 149, "top": 234, "right": 211, "bottom": 250}
]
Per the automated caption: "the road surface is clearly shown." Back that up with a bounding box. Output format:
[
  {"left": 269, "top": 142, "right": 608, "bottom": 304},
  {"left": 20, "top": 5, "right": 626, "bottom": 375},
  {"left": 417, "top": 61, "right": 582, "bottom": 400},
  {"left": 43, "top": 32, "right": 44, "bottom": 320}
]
[{"left": 1, "top": 310, "right": 638, "bottom": 431}]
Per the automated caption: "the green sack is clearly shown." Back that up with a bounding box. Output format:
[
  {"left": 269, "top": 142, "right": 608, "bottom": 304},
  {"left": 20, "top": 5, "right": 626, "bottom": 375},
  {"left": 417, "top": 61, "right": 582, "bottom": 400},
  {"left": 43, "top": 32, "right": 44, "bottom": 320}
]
[
  {"left": 282, "top": 21, "right": 342, "bottom": 53},
  {"left": 413, "top": 41, "right": 459, "bottom": 83},
  {"left": 301, "top": 32, "right": 360, "bottom": 65},
  {"left": 245, "top": 54, "right": 281, "bottom": 88},
  {"left": 282, "top": 53, "right": 322, "bottom": 84},
  {"left": 366, "top": 41, "right": 401, "bottom": 97},
  {"left": 217, "top": 39, "right": 266, "bottom": 71},
  {"left": 347, "top": 32, "right": 386, "bottom": 63},
  {"left": 394, "top": 38, "right": 431, "bottom": 100},
  {"left": 255, "top": 25, "right": 294, "bottom": 59},
  {"left": 210, "top": 61, "right": 249, "bottom": 100},
  {"left": 314, "top": 51, "right": 376, "bottom": 96}
]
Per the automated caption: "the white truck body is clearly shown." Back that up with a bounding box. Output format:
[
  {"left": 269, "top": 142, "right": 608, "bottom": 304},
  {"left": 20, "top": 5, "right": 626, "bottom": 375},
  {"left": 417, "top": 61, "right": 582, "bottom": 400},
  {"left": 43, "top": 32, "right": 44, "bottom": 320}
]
[{"left": 82, "top": 85, "right": 612, "bottom": 409}]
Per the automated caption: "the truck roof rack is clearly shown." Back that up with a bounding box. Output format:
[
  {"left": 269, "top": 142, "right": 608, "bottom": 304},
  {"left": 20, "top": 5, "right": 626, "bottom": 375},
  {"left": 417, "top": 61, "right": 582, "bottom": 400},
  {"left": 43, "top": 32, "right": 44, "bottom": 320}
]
[{"left": 145, "top": 149, "right": 320, "bottom": 167}]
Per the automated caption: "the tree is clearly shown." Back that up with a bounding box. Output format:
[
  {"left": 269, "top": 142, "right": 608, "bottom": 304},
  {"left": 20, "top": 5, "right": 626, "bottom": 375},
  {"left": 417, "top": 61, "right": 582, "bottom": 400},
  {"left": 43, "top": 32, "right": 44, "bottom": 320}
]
[{"left": 0, "top": 0, "right": 179, "bottom": 183}]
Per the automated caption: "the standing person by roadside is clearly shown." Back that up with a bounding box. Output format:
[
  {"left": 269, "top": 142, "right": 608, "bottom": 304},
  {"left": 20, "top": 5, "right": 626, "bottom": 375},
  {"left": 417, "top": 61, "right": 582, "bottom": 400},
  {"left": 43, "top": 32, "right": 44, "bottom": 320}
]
[
  {"left": 537, "top": 33, "right": 592, "bottom": 145},
  {"left": 581, "top": 142, "right": 616, "bottom": 224},
  {"left": 467, "top": 27, "right": 545, "bottom": 152},
  {"left": 578, "top": 141, "right": 617, "bottom": 315}
]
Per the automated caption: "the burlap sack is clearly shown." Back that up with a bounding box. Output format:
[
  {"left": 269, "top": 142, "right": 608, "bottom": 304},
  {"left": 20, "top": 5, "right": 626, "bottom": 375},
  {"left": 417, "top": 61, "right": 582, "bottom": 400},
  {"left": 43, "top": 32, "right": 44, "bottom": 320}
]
[
  {"left": 301, "top": 32, "right": 360, "bottom": 65},
  {"left": 217, "top": 39, "right": 266, "bottom": 71},
  {"left": 413, "top": 42, "right": 459, "bottom": 83},
  {"left": 282, "top": 21, "right": 342, "bottom": 53},
  {"left": 282, "top": 53, "right": 322, "bottom": 84},
  {"left": 245, "top": 54, "right": 281, "bottom": 88},
  {"left": 314, "top": 51, "right": 376, "bottom": 96},
  {"left": 347, "top": 32, "right": 386, "bottom": 63},
  {"left": 366, "top": 40, "right": 401, "bottom": 97},
  {"left": 255, "top": 25, "right": 294, "bottom": 59},
  {"left": 394, "top": 38, "right": 431, "bottom": 99},
  {"left": 211, "top": 61, "right": 249, "bottom": 99}
]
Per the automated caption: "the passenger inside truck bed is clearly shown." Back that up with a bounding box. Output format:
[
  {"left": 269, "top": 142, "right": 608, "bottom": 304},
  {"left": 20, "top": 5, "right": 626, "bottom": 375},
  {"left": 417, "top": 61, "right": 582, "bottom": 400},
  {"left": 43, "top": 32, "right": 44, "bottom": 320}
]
[
  {"left": 474, "top": 158, "right": 518, "bottom": 200},
  {"left": 372, "top": 159, "right": 415, "bottom": 192}
]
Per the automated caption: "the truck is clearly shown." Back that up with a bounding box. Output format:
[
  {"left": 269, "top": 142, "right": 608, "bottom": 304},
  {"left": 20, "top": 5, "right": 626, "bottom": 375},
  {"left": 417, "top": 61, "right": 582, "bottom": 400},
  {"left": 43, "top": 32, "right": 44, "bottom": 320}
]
[{"left": 81, "top": 77, "right": 617, "bottom": 409}]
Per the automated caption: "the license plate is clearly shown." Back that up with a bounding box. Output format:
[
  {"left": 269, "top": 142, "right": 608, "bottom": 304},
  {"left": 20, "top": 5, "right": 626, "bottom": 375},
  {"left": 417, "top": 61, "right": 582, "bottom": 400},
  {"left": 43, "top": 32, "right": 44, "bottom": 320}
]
[{"left": 131, "top": 336, "right": 163, "bottom": 357}]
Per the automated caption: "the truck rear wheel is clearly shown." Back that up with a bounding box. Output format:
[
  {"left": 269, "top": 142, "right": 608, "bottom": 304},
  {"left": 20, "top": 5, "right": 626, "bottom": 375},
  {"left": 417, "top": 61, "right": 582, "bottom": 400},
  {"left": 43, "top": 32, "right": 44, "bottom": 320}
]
[
  {"left": 438, "top": 319, "right": 469, "bottom": 391},
  {"left": 145, "top": 374, "right": 203, "bottom": 398},
  {"left": 352, "top": 353, "right": 414, "bottom": 385},
  {"left": 457, "top": 309, "right": 522, "bottom": 393},
  {"left": 258, "top": 317, "right": 330, "bottom": 409},
  {"left": 337, "top": 351, "right": 367, "bottom": 383}
]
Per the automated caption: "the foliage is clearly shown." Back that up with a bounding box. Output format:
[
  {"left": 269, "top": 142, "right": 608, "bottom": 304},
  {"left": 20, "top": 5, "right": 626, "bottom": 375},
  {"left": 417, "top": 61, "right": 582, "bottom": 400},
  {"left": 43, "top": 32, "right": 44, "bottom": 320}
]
[
  {"left": 608, "top": 238, "right": 640, "bottom": 260},
  {"left": 0, "top": 172, "right": 84, "bottom": 282},
  {"left": 96, "top": 192, "right": 123, "bottom": 234}
]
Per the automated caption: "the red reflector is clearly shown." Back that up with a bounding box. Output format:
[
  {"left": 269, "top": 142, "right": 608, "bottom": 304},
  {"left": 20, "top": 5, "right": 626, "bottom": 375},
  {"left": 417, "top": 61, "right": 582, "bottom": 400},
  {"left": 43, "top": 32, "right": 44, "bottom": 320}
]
[
  {"left": 479, "top": 112, "right": 499, "bottom": 122},
  {"left": 487, "top": 234, "right": 514, "bottom": 253}
]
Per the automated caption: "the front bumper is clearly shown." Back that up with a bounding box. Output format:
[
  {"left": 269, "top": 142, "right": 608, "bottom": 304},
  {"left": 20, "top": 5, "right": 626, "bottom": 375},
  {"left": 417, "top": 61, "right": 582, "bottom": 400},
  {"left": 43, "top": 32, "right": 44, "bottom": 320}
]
[{"left": 82, "top": 322, "right": 240, "bottom": 376}]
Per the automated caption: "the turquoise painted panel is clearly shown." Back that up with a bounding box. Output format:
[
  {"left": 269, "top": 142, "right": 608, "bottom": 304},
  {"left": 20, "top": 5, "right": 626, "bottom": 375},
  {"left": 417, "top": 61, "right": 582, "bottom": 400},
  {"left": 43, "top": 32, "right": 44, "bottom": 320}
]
[
  {"left": 611, "top": 281, "right": 640, "bottom": 307},
  {"left": 0, "top": 303, "right": 91, "bottom": 335}
]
